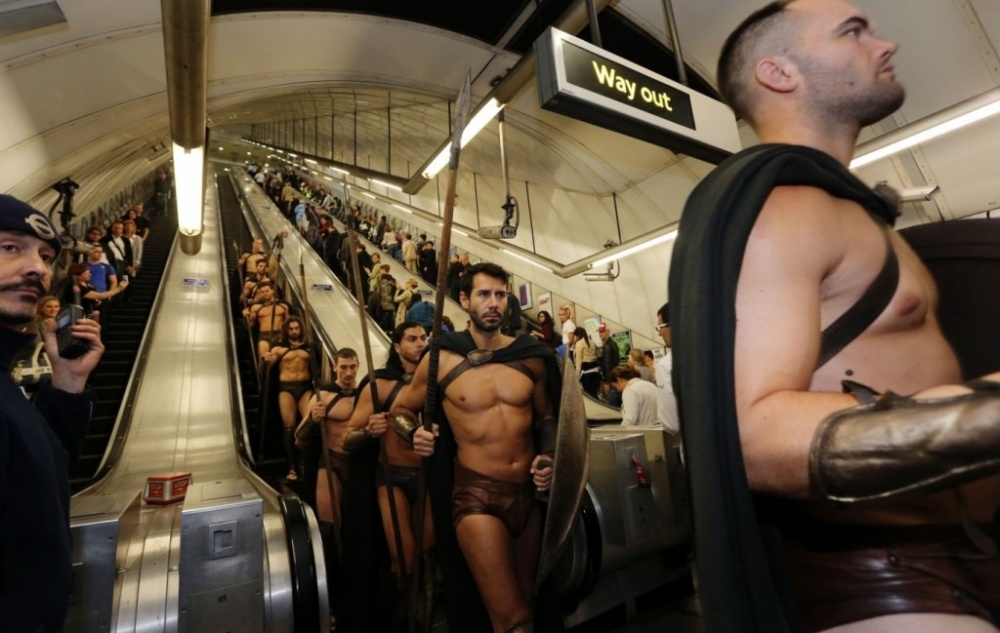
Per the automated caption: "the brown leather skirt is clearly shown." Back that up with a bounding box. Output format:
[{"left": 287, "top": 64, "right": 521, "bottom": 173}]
[{"left": 784, "top": 523, "right": 1000, "bottom": 632}]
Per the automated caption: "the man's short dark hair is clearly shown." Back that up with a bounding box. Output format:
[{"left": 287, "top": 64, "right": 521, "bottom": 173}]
[
  {"left": 657, "top": 302, "right": 670, "bottom": 326},
  {"left": 334, "top": 347, "right": 357, "bottom": 362},
  {"left": 459, "top": 262, "right": 508, "bottom": 299},
  {"left": 717, "top": 0, "right": 795, "bottom": 121}
]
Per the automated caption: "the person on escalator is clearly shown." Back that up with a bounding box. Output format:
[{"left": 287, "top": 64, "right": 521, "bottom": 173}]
[
  {"left": 0, "top": 195, "right": 103, "bottom": 632},
  {"left": 64, "top": 262, "right": 128, "bottom": 323},
  {"left": 263, "top": 316, "right": 314, "bottom": 482},
  {"left": 529, "top": 310, "right": 558, "bottom": 348},
  {"left": 418, "top": 240, "right": 437, "bottom": 284},
  {"left": 573, "top": 326, "right": 601, "bottom": 397}
]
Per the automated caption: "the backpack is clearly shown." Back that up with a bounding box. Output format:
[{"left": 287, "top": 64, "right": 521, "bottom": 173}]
[{"left": 378, "top": 277, "right": 397, "bottom": 310}]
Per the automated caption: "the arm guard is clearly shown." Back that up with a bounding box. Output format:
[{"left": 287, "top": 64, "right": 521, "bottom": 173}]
[
  {"left": 391, "top": 411, "right": 420, "bottom": 447},
  {"left": 810, "top": 387, "right": 1000, "bottom": 504},
  {"left": 535, "top": 414, "right": 557, "bottom": 457},
  {"left": 343, "top": 427, "right": 375, "bottom": 453}
]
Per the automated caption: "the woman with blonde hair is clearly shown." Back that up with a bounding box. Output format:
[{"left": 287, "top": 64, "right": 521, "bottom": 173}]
[
  {"left": 629, "top": 348, "right": 655, "bottom": 383},
  {"left": 394, "top": 278, "right": 418, "bottom": 326}
]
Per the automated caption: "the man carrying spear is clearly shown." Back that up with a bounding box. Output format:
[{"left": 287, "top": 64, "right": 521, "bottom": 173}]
[
  {"left": 341, "top": 321, "right": 433, "bottom": 630},
  {"left": 392, "top": 262, "right": 561, "bottom": 632}
]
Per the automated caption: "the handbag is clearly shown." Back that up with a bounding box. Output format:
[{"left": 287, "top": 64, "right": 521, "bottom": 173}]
[{"left": 11, "top": 340, "right": 52, "bottom": 386}]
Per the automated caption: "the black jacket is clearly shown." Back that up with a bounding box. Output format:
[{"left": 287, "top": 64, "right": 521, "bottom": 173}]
[
  {"left": 0, "top": 327, "right": 95, "bottom": 631},
  {"left": 101, "top": 234, "right": 134, "bottom": 276}
]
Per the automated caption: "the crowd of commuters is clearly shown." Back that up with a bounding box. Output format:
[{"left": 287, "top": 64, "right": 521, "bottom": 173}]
[{"left": 244, "top": 162, "right": 680, "bottom": 432}]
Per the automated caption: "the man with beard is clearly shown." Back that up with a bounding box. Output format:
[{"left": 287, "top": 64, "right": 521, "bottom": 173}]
[
  {"left": 670, "top": 2, "right": 1000, "bottom": 632},
  {"left": 263, "top": 316, "right": 314, "bottom": 482},
  {"left": 341, "top": 322, "right": 432, "bottom": 630},
  {"left": 242, "top": 259, "right": 271, "bottom": 305},
  {"left": 294, "top": 348, "right": 359, "bottom": 529},
  {"left": 394, "top": 262, "right": 560, "bottom": 632},
  {"left": 243, "top": 282, "right": 290, "bottom": 361},
  {"left": 0, "top": 195, "right": 103, "bottom": 631}
]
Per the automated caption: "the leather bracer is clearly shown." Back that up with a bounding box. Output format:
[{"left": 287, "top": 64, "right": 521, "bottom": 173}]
[
  {"left": 810, "top": 388, "right": 1000, "bottom": 504},
  {"left": 391, "top": 411, "right": 420, "bottom": 447},
  {"left": 535, "top": 415, "right": 557, "bottom": 457}
]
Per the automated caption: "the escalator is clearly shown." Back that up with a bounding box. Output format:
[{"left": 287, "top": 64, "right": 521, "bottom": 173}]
[
  {"left": 67, "top": 169, "right": 329, "bottom": 633},
  {"left": 216, "top": 171, "right": 304, "bottom": 492},
  {"left": 70, "top": 208, "right": 178, "bottom": 492}
]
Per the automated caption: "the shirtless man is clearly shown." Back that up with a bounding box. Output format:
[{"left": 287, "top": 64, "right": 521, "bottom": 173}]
[
  {"left": 264, "top": 316, "right": 313, "bottom": 481},
  {"left": 242, "top": 259, "right": 270, "bottom": 305},
  {"left": 393, "top": 262, "right": 558, "bottom": 633},
  {"left": 670, "top": 2, "right": 1000, "bottom": 632},
  {"left": 343, "top": 323, "right": 431, "bottom": 576},
  {"left": 342, "top": 322, "right": 432, "bottom": 628},
  {"left": 243, "top": 282, "right": 290, "bottom": 360},
  {"left": 295, "top": 348, "right": 359, "bottom": 528},
  {"left": 238, "top": 238, "right": 266, "bottom": 277}
]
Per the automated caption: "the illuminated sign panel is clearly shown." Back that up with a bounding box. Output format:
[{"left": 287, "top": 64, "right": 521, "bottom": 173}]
[
  {"left": 562, "top": 41, "right": 695, "bottom": 130},
  {"left": 535, "top": 28, "right": 740, "bottom": 164}
]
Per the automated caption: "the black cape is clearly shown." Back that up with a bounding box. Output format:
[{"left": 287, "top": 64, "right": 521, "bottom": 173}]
[
  {"left": 429, "top": 331, "right": 562, "bottom": 632},
  {"left": 668, "top": 144, "right": 897, "bottom": 633},
  {"left": 340, "top": 366, "right": 407, "bottom": 632}
]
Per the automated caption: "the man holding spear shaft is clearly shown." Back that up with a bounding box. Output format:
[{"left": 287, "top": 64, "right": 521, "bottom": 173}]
[{"left": 391, "top": 74, "right": 563, "bottom": 633}]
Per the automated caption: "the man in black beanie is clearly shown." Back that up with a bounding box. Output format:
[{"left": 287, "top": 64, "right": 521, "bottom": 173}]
[{"left": 0, "top": 194, "right": 103, "bottom": 632}]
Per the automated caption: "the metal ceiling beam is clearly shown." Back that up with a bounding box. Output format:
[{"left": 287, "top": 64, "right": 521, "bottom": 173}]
[
  {"left": 161, "top": 0, "right": 210, "bottom": 150},
  {"left": 402, "top": 0, "right": 613, "bottom": 195},
  {"left": 161, "top": 0, "right": 211, "bottom": 254}
]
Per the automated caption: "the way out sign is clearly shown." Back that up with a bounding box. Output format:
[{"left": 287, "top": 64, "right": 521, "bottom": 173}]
[{"left": 535, "top": 27, "right": 740, "bottom": 164}]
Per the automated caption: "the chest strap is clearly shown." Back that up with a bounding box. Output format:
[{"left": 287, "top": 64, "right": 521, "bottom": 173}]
[
  {"left": 438, "top": 354, "right": 536, "bottom": 396},
  {"left": 374, "top": 378, "right": 408, "bottom": 413},
  {"left": 816, "top": 222, "right": 899, "bottom": 370},
  {"left": 324, "top": 389, "right": 356, "bottom": 416}
]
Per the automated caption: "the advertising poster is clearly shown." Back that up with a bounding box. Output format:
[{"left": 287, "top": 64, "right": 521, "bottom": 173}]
[
  {"left": 611, "top": 330, "right": 632, "bottom": 363},
  {"left": 583, "top": 316, "right": 602, "bottom": 343},
  {"left": 518, "top": 282, "right": 532, "bottom": 310},
  {"left": 537, "top": 292, "right": 552, "bottom": 316}
]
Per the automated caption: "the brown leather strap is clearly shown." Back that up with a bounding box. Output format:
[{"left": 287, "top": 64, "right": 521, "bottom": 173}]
[
  {"left": 438, "top": 356, "right": 536, "bottom": 396},
  {"left": 380, "top": 379, "right": 407, "bottom": 413},
  {"left": 816, "top": 222, "right": 899, "bottom": 369}
]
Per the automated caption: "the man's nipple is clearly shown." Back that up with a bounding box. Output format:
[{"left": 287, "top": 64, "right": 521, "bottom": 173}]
[{"left": 896, "top": 293, "right": 922, "bottom": 317}]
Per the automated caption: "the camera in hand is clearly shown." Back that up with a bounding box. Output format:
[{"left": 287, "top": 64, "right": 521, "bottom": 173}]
[{"left": 55, "top": 304, "right": 89, "bottom": 359}]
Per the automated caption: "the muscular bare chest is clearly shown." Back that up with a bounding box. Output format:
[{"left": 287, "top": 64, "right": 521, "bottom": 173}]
[
  {"left": 438, "top": 355, "right": 537, "bottom": 414},
  {"left": 814, "top": 207, "right": 960, "bottom": 391}
]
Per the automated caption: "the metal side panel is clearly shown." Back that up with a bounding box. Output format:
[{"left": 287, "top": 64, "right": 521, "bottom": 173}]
[
  {"left": 178, "top": 480, "right": 264, "bottom": 633},
  {"left": 67, "top": 490, "right": 142, "bottom": 633}
]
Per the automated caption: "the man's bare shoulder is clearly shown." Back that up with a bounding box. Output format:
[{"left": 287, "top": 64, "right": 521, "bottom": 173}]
[{"left": 747, "top": 186, "right": 863, "bottom": 271}]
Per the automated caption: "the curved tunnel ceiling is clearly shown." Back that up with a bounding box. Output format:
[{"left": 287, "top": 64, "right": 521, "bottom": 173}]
[{"left": 0, "top": 0, "right": 998, "bottom": 341}]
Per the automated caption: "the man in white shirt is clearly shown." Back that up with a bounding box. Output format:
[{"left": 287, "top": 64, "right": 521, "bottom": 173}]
[
  {"left": 610, "top": 365, "right": 660, "bottom": 427},
  {"left": 654, "top": 303, "right": 679, "bottom": 432}
]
